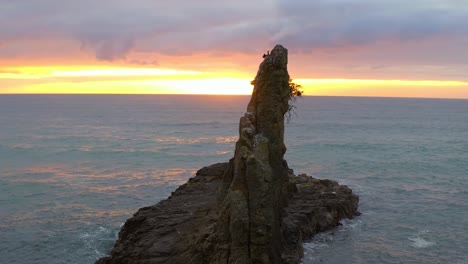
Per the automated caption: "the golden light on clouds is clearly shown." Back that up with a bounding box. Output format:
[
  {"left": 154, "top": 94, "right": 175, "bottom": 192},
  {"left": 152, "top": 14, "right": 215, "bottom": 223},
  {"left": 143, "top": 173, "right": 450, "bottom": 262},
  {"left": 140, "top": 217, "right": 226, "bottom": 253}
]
[
  {"left": 50, "top": 68, "right": 200, "bottom": 77},
  {"left": 0, "top": 66, "right": 252, "bottom": 95},
  {"left": 297, "top": 79, "right": 468, "bottom": 99},
  {"left": 1, "top": 66, "right": 468, "bottom": 98},
  {"left": 0, "top": 66, "right": 201, "bottom": 78}
]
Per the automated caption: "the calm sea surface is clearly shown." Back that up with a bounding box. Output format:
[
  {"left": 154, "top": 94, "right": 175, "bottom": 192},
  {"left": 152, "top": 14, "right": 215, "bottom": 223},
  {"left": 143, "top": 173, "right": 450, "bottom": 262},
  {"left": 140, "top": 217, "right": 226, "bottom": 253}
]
[{"left": 0, "top": 95, "right": 467, "bottom": 264}]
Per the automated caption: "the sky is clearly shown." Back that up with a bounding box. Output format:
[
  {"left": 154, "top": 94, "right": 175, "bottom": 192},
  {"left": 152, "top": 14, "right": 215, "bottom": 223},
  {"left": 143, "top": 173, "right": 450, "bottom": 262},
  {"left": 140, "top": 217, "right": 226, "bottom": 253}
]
[{"left": 1, "top": 0, "right": 468, "bottom": 98}]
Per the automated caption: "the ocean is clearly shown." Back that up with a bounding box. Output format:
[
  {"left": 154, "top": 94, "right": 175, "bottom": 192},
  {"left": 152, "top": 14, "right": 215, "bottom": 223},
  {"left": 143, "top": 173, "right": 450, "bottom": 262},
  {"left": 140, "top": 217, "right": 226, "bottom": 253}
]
[{"left": 0, "top": 95, "right": 467, "bottom": 264}]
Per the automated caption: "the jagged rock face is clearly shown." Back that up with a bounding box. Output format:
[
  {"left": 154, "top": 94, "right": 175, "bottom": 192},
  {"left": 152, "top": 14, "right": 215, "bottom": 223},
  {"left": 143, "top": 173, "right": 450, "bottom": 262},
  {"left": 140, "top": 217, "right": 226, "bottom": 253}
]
[
  {"left": 95, "top": 45, "right": 360, "bottom": 264},
  {"left": 95, "top": 163, "right": 359, "bottom": 264},
  {"left": 215, "top": 45, "right": 292, "bottom": 263}
]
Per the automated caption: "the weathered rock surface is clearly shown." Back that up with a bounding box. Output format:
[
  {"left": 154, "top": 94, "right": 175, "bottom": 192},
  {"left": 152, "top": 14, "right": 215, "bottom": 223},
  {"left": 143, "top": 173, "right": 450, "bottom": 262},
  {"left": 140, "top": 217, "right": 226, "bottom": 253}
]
[
  {"left": 96, "top": 45, "right": 359, "bottom": 264},
  {"left": 96, "top": 164, "right": 358, "bottom": 264},
  {"left": 213, "top": 45, "right": 291, "bottom": 264},
  {"left": 96, "top": 163, "right": 227, "bottom": 264}
]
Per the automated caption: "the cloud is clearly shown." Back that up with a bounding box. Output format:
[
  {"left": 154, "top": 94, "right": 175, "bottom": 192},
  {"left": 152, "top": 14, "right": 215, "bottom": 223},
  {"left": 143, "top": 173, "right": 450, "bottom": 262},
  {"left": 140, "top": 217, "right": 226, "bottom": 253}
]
[
  {"left": 127, "top": 59, "right": 159, "bottom": 66},
  {"left": 0, "top": 0, "right": 277, "bottom": 60},
  {"left": 0, "top": 69, "right": 21, "bottom": 74},
  {"left": 274, "top": 0, "right": 468, "bottom": 51},
  {"left": 81, "top": 37, "right": 135, "bottom": 61},
  {"left": 1, "top": 0, "right": 468, "bottom": 79}
]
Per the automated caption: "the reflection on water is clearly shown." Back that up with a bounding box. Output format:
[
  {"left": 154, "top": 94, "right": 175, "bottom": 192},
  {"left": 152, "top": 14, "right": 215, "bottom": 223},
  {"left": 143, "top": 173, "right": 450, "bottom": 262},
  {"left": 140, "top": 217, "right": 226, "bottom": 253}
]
[
  {"left": 0, "top": 96, "right": 246, "bottom": 264},
  {"left": 155, "top": 135, "right": 237, "bottom": 144},
  {"left": 1, "top": 163, "right": 193, "bottom": 225},
  {"left": 0, "top": 162, "right": 196, "bottom": 263},
  {"left": 1, "top": 95, "right": 468, "bottom": 264}
]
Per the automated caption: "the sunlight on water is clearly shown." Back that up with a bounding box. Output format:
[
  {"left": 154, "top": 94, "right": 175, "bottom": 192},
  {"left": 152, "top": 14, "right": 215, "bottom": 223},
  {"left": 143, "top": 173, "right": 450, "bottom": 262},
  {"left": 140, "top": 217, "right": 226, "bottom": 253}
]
[
  {"left": 155, "top": 135, "right": 237, "bottom": 144},
  {"left": 1, "top": 95, "right": 467, "bottom": 264}
]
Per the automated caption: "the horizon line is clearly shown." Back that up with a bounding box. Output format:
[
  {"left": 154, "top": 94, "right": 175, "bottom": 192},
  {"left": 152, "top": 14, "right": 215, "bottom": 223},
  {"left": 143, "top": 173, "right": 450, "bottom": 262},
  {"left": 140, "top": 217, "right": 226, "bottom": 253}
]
[{"left": 1, "top": 93, "right": 467, "bottom": 100}]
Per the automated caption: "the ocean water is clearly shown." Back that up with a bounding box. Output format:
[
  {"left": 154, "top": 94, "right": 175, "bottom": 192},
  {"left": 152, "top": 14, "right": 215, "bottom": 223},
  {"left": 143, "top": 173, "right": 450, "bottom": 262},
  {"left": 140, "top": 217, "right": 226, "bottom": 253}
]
[{"left": 0, "top": 95, "right": 467, "bottom": 264}]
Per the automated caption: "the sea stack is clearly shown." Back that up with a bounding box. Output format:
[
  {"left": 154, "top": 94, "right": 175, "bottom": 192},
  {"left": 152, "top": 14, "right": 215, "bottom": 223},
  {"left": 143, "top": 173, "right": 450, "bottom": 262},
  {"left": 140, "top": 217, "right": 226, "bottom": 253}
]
[
  {"left": 96, "top": 45, "right": 359, "bottom": 264},
  {"left": 213, "top": 45, "right": 292, "bottom": 263}
]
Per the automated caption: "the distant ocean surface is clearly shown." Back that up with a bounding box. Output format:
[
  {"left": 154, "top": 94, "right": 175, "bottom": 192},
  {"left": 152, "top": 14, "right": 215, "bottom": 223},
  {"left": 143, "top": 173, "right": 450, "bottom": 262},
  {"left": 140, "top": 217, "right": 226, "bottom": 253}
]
[{"left": 1, "top": 95, "right": 467, "bottom": 264}]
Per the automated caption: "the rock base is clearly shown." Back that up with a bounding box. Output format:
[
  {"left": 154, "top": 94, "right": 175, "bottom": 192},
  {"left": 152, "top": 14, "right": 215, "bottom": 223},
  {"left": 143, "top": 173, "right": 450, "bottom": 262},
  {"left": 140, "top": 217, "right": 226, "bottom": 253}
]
[{"left": 96, "top": 163, "right": 359, "bottom": 264}]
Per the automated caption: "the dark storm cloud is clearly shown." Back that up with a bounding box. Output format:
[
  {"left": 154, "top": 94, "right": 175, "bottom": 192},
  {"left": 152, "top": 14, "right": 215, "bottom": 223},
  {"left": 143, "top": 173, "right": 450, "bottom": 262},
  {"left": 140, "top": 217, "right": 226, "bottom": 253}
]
[{"left": 1, "top": 0, "right": 467, "bottom": 61}]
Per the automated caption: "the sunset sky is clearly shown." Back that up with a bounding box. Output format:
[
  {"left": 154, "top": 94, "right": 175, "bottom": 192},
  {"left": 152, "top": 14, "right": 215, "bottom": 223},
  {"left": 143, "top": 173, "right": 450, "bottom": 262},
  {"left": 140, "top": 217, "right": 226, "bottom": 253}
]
[{"left": 1, "top": 0, "right": 468, "bottom": 98}]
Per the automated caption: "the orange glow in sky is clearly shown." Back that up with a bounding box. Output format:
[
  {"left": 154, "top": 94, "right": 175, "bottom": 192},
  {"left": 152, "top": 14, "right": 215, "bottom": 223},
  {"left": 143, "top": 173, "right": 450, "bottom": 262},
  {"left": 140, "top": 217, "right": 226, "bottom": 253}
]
[
  {"left": 1, "top": 65, "right": 468, "bottom": 99},
  {"left": 2, "top": 1, "right": 468, "bottom": 99}
]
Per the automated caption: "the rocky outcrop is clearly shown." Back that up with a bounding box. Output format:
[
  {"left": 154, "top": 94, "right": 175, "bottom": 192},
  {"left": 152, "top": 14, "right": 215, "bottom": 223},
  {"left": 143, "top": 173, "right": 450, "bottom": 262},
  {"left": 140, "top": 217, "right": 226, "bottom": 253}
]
[
  {"left": 96, "top": 45, "right": 359, "bottom": 264},
  {"left": 95, "top": 163, "right": 227, "bottom": 264},
  {"left": 213, "top": 45, "right": 292, "bottom": 264},
  {"left": 96, "top": 164, "right": 358, "bottom": 264}
]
